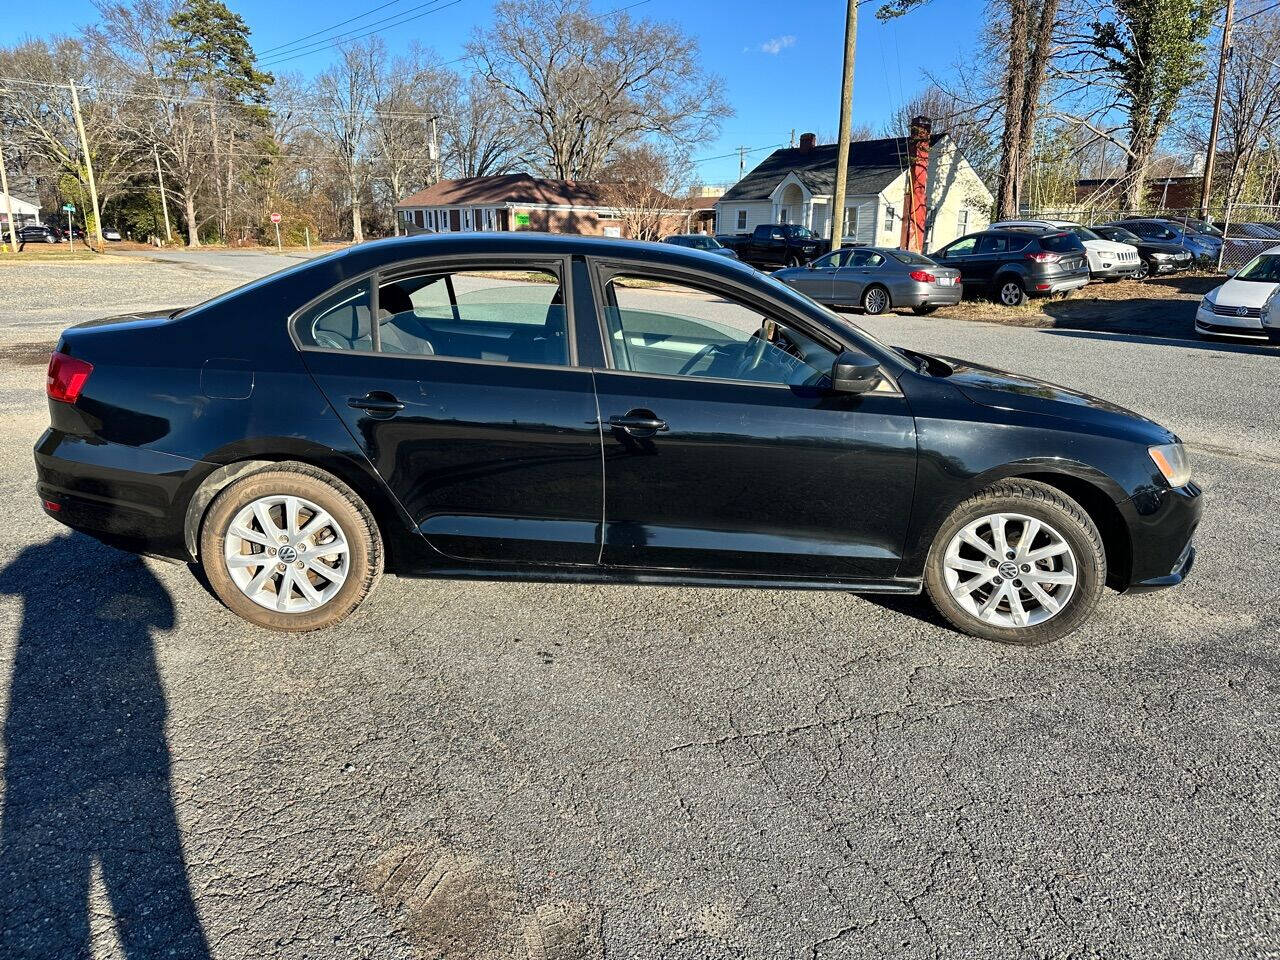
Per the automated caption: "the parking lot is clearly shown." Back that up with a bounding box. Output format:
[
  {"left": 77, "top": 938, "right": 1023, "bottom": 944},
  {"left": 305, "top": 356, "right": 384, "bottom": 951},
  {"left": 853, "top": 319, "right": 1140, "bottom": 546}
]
[{"left": 0, "top": 252, "right": 1277, "bottom": 959}]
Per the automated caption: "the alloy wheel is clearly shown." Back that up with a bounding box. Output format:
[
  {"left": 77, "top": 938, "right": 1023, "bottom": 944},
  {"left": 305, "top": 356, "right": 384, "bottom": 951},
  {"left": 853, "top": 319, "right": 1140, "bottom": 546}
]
[
  {"left": 224, "top": 494, "right": 350, "bottom": 613},
  {"left": 941, "top": 512, "right": 1078, "bottom": 628},
  {"left": 1000, "top": 281, "right": 1025, "bottom": 306},
  {"left": 864, "top": 287, "right": 889, "bottom": 314}
]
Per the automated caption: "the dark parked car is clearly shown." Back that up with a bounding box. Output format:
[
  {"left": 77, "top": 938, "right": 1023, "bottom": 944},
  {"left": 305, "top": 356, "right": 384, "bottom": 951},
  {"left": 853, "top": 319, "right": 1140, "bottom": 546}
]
[
  {"left": 928, "top": 228, "right": 1091, "bottom": 306},
  {"left": 662, "top": 233, "right": 739, "bottom": 259},
  {"left": 719, "top": 223, "right": 823, "bottom": 269},
  {"left": 1107, "top": 219, "right": 1217, "bottom": 266},
  {"left": 37, "top": 233, "right": 1201, "bottom": 643},
  {"left": 15, "top": 225, "right": 62, "bottom": 244},
  {"left": 1091, "top": 225, "right": 1193, "bottom": 279},
  {"left": 773, "top": 246, "right": 961, "bottom": 315}
]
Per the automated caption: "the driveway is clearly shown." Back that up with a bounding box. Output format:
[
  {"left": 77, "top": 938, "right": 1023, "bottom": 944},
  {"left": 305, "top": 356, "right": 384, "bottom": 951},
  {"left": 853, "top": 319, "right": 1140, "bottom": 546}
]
[{"left": 0, "top": 258, "right": 1275, "bottom": 959}]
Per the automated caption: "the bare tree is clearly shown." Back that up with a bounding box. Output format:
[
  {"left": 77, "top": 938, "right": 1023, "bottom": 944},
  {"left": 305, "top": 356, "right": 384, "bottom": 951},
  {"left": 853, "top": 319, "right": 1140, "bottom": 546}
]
[
  {"left": 598, "top": 143, "right": 688, "bottom": 241},
  {"left": 469, "top": 0, "right": 731, "bottom": 179},
  {"left": 443, "top": 73, "right": 526, "bottom": 179},
  {"left": 313, "top": 40, "right": 378, "bottom": 242}
]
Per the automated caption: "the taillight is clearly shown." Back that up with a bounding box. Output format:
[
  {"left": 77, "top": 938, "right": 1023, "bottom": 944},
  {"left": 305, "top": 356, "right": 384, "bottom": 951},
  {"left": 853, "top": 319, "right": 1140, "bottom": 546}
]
[
  {"left": 1026, "top": 250, "right": 1061, "bottom": 263},
  {"left": 909, "top": 269, "right": 937, "bottom": 283},
  {"left": 47, "top": 352, "right": 93, "bottom": 403}
]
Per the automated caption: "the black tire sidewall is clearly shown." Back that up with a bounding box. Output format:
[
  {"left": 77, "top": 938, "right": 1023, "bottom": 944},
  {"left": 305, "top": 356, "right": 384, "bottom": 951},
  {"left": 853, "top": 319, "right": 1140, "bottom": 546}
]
[
  {"left": 924, "top": 482, "right": 1106, "bottom": 645},
  {"left": 199, "top": 466, "right": 381, "bottom": 632}
]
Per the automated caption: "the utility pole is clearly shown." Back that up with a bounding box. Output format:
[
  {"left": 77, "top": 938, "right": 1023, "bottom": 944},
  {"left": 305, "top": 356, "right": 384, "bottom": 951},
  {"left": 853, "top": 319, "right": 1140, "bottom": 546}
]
[
  {"left": 0, "top": 138, "right": 16, "bottom": 254},
  {"left": 1200, "top": 0, "right": 1235, "bottom": 220},
  {"left": 153, "top": 145, "right": 172, "bottom": 244},
  {"left": 829, "top": 0, "right": 858, "bottom": 251},
  {"left": 738, "top": 146, "right": 747, "bottom": 180},
  {"left": 430, "top": 116, "right": 442, "bottom": 182},
  {"left": 68, "top": 80, "right": 104, "bottom": 251}
]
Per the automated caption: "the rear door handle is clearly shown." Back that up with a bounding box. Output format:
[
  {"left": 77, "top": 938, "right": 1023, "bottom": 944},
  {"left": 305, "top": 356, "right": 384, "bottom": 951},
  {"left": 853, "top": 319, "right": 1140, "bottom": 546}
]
[
  {"left": 348, "top": 391, "right": 405, "bottom": 415},
  {"left": 608, "top": 413, "right": 668, "bottom": 434}
]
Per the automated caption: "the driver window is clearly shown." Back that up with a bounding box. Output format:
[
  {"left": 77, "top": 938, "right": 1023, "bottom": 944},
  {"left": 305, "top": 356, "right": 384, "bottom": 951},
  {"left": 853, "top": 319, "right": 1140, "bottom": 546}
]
[{"left": 603, "top": 275, "right": 837, "bottom": 388}]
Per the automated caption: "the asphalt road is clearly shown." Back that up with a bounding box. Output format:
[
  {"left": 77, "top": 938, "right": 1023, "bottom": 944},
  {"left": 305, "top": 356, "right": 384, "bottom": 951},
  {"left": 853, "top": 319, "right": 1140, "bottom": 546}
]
[{"left": 0, "top": 253, "right": 1276, "bottom": 959}]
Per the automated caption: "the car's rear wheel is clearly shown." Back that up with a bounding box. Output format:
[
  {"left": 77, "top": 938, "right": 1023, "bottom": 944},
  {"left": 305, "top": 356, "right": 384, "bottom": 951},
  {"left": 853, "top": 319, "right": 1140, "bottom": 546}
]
[
  {"left": 199, "top": 464, "right": 382, "bottom": 632},
  {"left": 924, "top": 480, "right": 1106, "bottom": 644},
  {"left": 862, "top": 285, "right": 891, "bottom": 315},
  {"left": 997, "top": 276, "right": 1028, "bottom": 306}
]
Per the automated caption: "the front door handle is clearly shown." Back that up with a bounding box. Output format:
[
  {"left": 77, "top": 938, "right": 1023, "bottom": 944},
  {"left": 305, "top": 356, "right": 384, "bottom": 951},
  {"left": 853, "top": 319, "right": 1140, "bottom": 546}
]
[
  {"left": 608, "top": 413, "right": 668, "bottom": 435},
  {"left": 348, "top": 391, "right": 405, "bottom": 416}
]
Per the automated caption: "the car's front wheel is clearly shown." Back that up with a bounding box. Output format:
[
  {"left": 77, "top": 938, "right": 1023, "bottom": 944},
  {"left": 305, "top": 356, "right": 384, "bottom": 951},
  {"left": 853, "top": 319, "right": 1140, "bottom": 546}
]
[
  {"left": 1133, "top": 260, "right": 1150, "bottom": 281},
  {"left": 199, "top": 463, "right": 383, "bottom": 632},
  {"left": 924, "top": 480, "right": 1106, "bottom": 644}
]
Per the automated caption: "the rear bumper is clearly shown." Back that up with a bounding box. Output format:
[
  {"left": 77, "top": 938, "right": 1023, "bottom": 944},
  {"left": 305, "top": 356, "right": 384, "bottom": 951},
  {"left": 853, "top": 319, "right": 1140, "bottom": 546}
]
[
  {"left": 896, "top": 283, "right": 963, "bottom": 307},
  {"left": 1120, "top": 482, "right": 1204, "bottom": 592},
  {"left": 35, "top": 429, "right": 206, "bottom": 559},
  {"left": 1033, "top": 275, "right": 1090, "bottom": 296}
]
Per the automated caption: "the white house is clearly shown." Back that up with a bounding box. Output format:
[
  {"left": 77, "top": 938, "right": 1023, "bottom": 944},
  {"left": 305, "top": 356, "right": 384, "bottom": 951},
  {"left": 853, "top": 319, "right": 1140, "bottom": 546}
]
[
  {"left": 0, "top": 191, "right": 42, "bottom": 233},
  {"left": 715, "top": 122, "right": 993, "bottom": 252}
]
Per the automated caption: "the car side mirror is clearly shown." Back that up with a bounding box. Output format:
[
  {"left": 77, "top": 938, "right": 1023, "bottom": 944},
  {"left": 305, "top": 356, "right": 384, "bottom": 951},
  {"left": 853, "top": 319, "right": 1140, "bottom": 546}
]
[{"left": 830, "top": 350, "right": 882, "bottom": 394}]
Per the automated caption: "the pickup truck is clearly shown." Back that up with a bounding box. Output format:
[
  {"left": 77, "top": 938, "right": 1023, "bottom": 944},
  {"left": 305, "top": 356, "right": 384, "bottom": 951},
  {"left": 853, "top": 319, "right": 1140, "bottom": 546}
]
[{"left": 717, "top": 223, "right": 824, "bottom": 269}]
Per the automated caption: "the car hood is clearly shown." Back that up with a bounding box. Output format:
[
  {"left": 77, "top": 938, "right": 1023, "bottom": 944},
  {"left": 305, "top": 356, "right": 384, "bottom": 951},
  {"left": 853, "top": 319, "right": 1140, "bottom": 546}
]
[
  {"left": 935, "top": 354, "right": 1171, "bottom": 440},
  {"left": 1210, "top": 277, "right": 1277, "bottom": 308},
  {"left": 1083, "top": 238, "right": 1137, "bottom": 255},
  {"left": 1142, "top": 240, "right": 1187, "bottom": 254}
]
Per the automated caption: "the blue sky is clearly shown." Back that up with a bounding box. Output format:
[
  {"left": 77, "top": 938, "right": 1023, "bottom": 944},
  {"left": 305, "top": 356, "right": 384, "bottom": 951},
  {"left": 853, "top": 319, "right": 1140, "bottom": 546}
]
[{"left": 4, "top": 0, "right": 987, "bottom": 186}]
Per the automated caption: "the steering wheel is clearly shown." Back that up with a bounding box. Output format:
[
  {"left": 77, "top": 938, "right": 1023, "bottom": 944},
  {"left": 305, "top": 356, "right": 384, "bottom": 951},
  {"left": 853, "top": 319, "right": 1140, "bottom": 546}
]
[{"left": 676, "top": 343, "right": 721, "bottom": 377}]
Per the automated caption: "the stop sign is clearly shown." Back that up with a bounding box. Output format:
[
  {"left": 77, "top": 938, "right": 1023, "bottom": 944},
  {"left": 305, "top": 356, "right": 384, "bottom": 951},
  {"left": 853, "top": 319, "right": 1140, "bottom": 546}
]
[{"left": 270, "top": 213, "right": 282, "bottom": 224}]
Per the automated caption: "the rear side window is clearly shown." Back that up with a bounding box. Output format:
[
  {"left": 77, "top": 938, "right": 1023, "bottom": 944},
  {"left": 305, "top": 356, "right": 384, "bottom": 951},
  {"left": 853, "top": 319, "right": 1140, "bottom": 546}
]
[
  {"left": 296, "top": 278, "right": 374, "bottom": 351},
  {"left": 1039, "top": 233, "right": 1084, "bottom": 253},
  {"left": 890, "top": 250, "right": 935, "bottom": 265},
  {"left": 977, "top": 234, "right": 1027, "bottom": 254},
  {"left": 377, "top": 268, "right": 568, "bottom": 365}
]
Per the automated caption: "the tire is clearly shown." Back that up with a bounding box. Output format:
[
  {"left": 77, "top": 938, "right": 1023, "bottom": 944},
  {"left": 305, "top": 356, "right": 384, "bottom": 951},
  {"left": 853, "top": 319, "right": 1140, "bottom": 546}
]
[
  {"left": 923, "top": 479, "right": 1106, "bottom": 645},
  {"left": 912, "top": 304, "right": 938, "bottom": 316},
  {"left": 996, "top": 276, "right": 1028, "bottom": 307},
  {"left": 1133, "top": 260, "right": 1150, "bottom": 281},
  {"left": 786, "top": 255, "right": 801, "bottom": 269},
  {"left": 199, "top": 462, "right": 383, "bottom": 632},
  {"left": 862, "top": 285, "right": 891, "bottom": 315}
]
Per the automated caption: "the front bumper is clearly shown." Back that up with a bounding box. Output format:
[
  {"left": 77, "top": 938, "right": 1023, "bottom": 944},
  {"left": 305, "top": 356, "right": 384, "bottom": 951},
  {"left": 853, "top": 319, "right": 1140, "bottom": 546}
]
[
  {"left": 1120, "top": 481, "right": 1203, "bottom": 592},
  {"left": 1092, "top": 261, "right": 1142, "bottom": 279},
  {"left": 1194, "top": 304, "right": 1267, "bottom": 338},
  {"left": 1149, "top": 256, "right": 1193, "bottom": 273}
]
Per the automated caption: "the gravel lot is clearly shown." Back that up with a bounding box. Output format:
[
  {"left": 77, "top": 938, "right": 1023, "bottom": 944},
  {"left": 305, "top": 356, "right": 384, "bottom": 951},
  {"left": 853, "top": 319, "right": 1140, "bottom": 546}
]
[{"left": 0, "top": 253, "right": 1277, "bottom": 959}]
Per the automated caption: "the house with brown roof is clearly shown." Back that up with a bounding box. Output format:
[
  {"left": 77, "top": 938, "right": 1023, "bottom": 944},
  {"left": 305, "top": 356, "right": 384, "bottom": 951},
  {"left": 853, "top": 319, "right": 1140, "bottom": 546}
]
[{"left": 395, "top": 174, "right": 688, "bottom": 238}]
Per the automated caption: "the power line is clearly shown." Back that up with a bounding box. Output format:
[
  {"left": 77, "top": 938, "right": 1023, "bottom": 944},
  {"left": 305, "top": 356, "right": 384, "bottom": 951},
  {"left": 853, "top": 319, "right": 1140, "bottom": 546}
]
[
  {"left": 257, "top": 0, "right": 412, "bottom": 56},
  {"left": 691, "top": 142, "right": 784, "bottom": 165},
  {"left": 260, "top": 0, "right": 464, "bottom": 66}
]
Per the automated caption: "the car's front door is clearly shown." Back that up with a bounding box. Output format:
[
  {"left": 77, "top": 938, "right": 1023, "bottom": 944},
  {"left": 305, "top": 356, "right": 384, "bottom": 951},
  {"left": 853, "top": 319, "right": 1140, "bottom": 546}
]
[
  {"left": 933, "top": 235, "right": 980, "bottom": 289},
  {"left": 788, "top": 250, "right": 841, "bottom": 300},
  {"left": 588, "top": 263, "right": 918, "bottom": 580},
  {"left": 294, "top": 259, "right": 603, "bottom": 566}
]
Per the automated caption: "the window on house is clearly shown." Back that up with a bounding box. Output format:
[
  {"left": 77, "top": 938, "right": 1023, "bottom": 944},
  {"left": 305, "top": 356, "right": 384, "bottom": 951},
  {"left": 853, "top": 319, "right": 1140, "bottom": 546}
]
[
  {"left": 957, "top": 208, "right": 970, "bottom": 237},
  {"left": 842, "top": 205, "right": 860, "bottom": 240},
  {"left": 884, "top": 203, "right": 898, "bottom": 234},
  {"left": 736, "top": 210, "right": 747, "bottom": 230}
]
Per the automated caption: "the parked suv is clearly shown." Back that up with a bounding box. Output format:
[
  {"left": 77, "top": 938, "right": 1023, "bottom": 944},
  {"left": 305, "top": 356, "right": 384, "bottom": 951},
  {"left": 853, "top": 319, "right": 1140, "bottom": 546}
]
[
  {"left": 1091, "top": 224, "right": 1192, "bottom": 279},
  {"left": 990, "top": 219, "right": 1141, "bottom": 279},
  {"left": 928, "top": 228, "right": 1091, "bottom": 306}
]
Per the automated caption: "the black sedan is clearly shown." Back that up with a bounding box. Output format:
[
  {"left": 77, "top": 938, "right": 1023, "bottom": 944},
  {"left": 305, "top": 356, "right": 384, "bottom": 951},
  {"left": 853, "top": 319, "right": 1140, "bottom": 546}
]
[
  {"left": 36, "top": 234, "right": 1202, "bottom": 643},
  {"left": 1092, "top": 224, "right": 1193, "bottom": 279}
]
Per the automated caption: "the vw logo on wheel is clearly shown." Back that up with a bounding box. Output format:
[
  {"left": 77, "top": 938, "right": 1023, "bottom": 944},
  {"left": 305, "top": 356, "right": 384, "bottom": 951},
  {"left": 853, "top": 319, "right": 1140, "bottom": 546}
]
[{"left": 277, "top": 544, "right": 298, "bottom": 563}]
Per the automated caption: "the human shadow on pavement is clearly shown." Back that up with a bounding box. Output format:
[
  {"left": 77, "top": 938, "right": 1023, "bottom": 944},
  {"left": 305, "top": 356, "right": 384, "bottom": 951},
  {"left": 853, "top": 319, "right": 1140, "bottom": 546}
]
[{"left": 0, "top": 533, "right": 210, "bottom": 959}]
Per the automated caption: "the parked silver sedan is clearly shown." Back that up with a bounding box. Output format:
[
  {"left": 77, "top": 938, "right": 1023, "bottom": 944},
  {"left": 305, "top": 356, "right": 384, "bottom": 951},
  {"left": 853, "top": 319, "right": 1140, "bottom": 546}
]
[{"left": 772, "top": 246, "right": 962, "bottom": 315}]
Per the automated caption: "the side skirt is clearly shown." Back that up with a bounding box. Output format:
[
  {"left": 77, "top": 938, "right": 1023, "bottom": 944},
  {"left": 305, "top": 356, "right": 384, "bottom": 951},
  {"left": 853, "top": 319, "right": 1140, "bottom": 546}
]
[{"left": 397, "top": 565, "right": 923, "bottom": 595}]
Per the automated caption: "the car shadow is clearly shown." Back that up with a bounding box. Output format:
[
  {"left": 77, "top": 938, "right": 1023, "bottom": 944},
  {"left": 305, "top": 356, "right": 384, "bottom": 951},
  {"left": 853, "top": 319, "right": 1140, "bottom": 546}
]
[
  {"left": 1036, "top": 327, "right": 1278, "bottom": 356},
  {"left": 0, "top": 533, "right": 210, "bottom": 958}
]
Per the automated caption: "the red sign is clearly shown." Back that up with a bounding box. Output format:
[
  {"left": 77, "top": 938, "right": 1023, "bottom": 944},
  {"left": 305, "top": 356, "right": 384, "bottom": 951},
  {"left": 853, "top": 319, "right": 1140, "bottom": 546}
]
[{"left": 270, "top": 213, "right": 282, "bottom": 224}]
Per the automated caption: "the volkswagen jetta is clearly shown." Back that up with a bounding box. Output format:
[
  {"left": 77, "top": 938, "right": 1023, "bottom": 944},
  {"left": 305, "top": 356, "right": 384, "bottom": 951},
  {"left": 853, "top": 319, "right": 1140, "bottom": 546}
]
[{"left": 36, "top": 234, "right": 1201, "bottom": 643}]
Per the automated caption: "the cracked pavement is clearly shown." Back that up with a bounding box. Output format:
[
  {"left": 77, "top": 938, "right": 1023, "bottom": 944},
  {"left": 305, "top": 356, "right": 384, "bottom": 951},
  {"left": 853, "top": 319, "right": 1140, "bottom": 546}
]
[{"left": 0, "top": 256, "right": 1276, "bottom": 958}]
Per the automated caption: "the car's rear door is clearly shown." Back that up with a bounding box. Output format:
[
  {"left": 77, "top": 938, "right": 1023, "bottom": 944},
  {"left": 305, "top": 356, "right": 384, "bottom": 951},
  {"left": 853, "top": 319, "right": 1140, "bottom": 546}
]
[
  {"left": 586, "top": 260, "right": 917, "bottom": 580},
  {"left": 293, "top": 257, "right": 603, "bottom": 566}
]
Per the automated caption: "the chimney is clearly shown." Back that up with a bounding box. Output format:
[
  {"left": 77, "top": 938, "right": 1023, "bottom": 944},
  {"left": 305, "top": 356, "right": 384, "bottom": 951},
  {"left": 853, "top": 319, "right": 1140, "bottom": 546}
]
[
  {"left": 900, "top": 115, "right": 932, "bottom": 252},
  {"left": 798, "top": 132, "right": 817, "bottom": 153}
]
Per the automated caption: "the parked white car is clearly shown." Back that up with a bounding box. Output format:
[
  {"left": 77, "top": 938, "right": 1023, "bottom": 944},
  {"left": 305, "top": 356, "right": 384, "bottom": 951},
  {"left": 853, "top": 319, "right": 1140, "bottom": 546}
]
[
  {"left": 1195, "top": 246, "right": 1280, "bottom": 340},
  {"left": 991, "top": 219, "right": 1142, "bottom": 279}
]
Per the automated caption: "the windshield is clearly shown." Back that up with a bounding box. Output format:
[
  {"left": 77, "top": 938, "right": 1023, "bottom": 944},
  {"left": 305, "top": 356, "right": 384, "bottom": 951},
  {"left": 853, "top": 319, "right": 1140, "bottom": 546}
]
[
  {"left": 1102, "top": 226, "right": 1140, "bottom": 243},
  {"left": 1069, "top": 226, "right": 1101, "bottom": 241},
  {"left": 1184, "top": 219, "right": 1223, "bottom": 237},
  {"left": 690, "top": 236, "right": 721, "bottom": 250},
  {"left": 791, "top": 226, "right": 815, "bottom": 239},
  {"left": 1235, "top": 254, "right": 1280, "bottom": 282}
]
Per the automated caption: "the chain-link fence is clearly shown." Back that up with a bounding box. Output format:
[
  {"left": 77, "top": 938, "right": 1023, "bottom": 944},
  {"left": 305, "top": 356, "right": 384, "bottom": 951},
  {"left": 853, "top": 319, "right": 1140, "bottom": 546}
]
[{"left": 1023, "top": 204, "right": 1280, "bottom": 273}]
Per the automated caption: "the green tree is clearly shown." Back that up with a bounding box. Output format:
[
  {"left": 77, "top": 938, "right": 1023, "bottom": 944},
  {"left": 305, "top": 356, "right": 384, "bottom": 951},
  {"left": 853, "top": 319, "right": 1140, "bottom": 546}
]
[
  {"left": 162, "top": 0, "right": 273, "bottom": 244},
  {"left": 1088, "top": 0, "right": 1215, "bottom": 209}
]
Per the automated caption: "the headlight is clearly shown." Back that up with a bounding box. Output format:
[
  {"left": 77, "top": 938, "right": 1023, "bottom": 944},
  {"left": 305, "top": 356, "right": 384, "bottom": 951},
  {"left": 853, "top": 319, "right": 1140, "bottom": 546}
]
[{"left": 1149, "top": 443, "right": 1191, "bottom": 487}]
